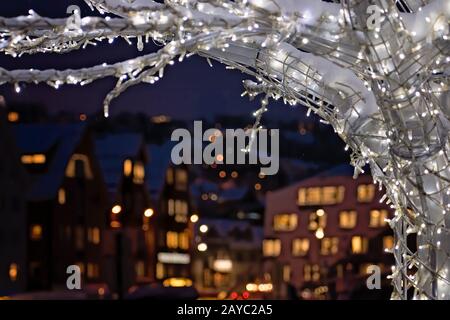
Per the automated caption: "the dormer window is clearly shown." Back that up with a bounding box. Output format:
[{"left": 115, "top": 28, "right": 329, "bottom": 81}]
[{"left": 21, "top": 154, "right": 46, "bottom": 164}]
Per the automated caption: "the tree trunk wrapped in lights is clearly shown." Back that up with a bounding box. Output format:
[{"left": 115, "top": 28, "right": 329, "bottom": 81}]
[{"left": 0, "top": 0, "right": 449, "bottom": 299}]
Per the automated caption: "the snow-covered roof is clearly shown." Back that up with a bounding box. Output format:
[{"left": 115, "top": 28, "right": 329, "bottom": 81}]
[
  {"left": 95, "top": 133, "right": 144, "bottom": 193},
  {"left": 12, "top": 123, "right": 86, "bottom": 201}
]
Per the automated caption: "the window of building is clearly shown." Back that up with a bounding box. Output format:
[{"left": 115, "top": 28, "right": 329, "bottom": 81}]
[
  {"left": 339, "top": 210, "right": 357, "bottom": 229},
  {"left": 273, "top": 214, "right": 298, "bottom": 232},
  {"left": 292, "top": 238, "right": 310, "bottom": 256},
  {"left": 351, "top": 236, "right": 369, "bottom": 254},
  {"left": 320, "top": 237, "right": 339, "bottom": 255},
  {"left": 123, "top": 159, "right": 132, "bottom": 177},
  {"left": 263, "top": 239, "right": 281, "bottom": 257},
  {"left": 58, "top": 188, "right": 66, "bottom": 205},
  {"left": 168, "top": 199, "right": 174, "bottom": 215},
  {"left": 21, "top": 154, "right": 46, "bottom": 165},
  {"left": 76, "top": 262, "right": 85, "bottom": 274},
  {"left": 166, "top": 168, "right": 174, "bottom": 185},
  {"left": 166, "top": 231, "right": 179, "bottom": 249},
  {"left": 30, "top": 224, "right": 42, "bottom": 241},
  {"left": 369, "top": 209, "right": 389, "bottom": 227},
  {"left": 308, "top": 209, "right": 327, "bottom": 231},
  {"left": 383, "top": 235, "right": 394, "bottom": 251},
  {"left": 175, "top": 200, "right": 188, "bottom": 215},
  {"left": 8, "top": 111, "right": 19, "bottom": 123},
  {"left": 178, "top": 231, "right": 189, "bottom": 250},
  {"left": 87, "top": 227, "right": 100, "bottom": 245},
  {"left": 156, "top": 262, "right": 164, "bottom": 279},
  {"left": 87, "top": 263, "right": 99, "bottom": 279},
  {"left": 304, "top": 264, "right": 320, "bottom": 282},
  {"left": 283, "top": 265, "right": 291, "bottom": 282},
  {"left": 357, "top": 184, "right": 375, "bottom": 203},
  {"left": 75, "top": 226, "right": 85, "bottom": 250},
  {"left": 9, "top": 263, "right": 18, "bottom": 282},
  {"left": 66, "top": 154, "right": 93, "bottom": 179},
  {"left": 175, "top": 169, "right": 188, "bottom": 191},
  {"left": 133, "top": 161, "right": 145, "bottom": 184},
  {"left": 298, "top": 186, "right": 345, "bottom": 206},
  {"left": 135, "top": 261, "right": 145, "bottom": 278}
]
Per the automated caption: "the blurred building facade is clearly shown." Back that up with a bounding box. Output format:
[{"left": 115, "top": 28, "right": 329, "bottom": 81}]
[
  {"left": 95, "top": 134, "right": 153, "bottom": 295},
  {"left": 146, "top": 143, "right": 193, "bottom": 286},
  {"left": 191, "top": 218, "right": 263, "bottom": 297},
  {"left": 11, "top": 123, "right": 107, "bottom": 291},
  {"left": 0, "top": 98, "right": 28, "bottom": 295},
  {"left": 263, "top": 165, "right": 394, "bottom": 299}
]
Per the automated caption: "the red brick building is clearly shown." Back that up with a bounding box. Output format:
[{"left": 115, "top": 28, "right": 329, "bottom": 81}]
[{"left": 263, "top": 165, "right": 394, "bottom": 299}]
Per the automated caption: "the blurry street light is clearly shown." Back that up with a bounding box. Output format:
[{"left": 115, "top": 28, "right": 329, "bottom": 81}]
[
  {"left": 112, "top": 205, "right": 122, "bottom": 214},
  {"left": 144, "top": 208, "right": 154, "bottom": 217},
  {"left": 199, "top": 224, "right": 208, "bottom": 233},
  {"left": 198, "top": 243, "right": 208, "bottom": 252},
  {"left": 315, "top": 227, "right": 324, "bottom": 239},
  {"left": 190, "top": 214, "right": 199, "bottom": 223}
]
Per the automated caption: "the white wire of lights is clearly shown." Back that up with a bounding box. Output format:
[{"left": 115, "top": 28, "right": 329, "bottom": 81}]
[{"left": 0, "top": 0, "right": 449, "bottom": 300}]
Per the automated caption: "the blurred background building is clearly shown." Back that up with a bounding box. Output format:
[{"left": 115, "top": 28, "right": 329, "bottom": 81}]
[{"left": 0, "top": 95, "right": 396, "bottom": 300}]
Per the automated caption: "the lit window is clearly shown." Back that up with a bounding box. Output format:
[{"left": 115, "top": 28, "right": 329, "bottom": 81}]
[
  {"left": 21, "top": 154, "right": 46, "bottom": 164},
  {"left": 156, "top": 262, "right": 165, "bottom": 279},
  {"left": 9, "top": 263, "right": 18, "bottom": 281},
  {"left": 123, "top": 159, "right": 132, "bottom": 177},
  {"left": 322, "top": 186, "right": 345, "bottom": 205},
  {"left": 76, "top": 262, "right": 85, "bottom": 274},
  {"left": 339, "top": 210, "right": 357, "bottom": 229},
  {"left": 292, "top": 238, "right": 310, "bottom": 256},
  {"left": 133, "top": 161, "right": 145, "bottom": 184},
  {"left": 135, "top": 261, "right": 145, "bottom": 278},
  {"left": 304, "top": 264, "right": 320, "bottom": 282},
  {"left": 298, "top": 186, "right": 345, "bottom": 206},
  {"left": 357, "top": 184, "right": 375, "bottom": 203},
  {"left": 273, "top": 214, "right": 298, "bottom": 231},
  {"left": 87, "top": 263, "right": 99, "bottom": 279},
  {"left": 308, "top": 209, "right": 327, "bottom": 231},
  {"left": 263, "top": 239, "right": 281, "bottom": 257},
  {"left": 178, "top": 231, "right": 189, "bottom": 250},
  {"left": 369, "top": 209, "right": 389, "bottom": 227},
  {"left": 30, "top": 224, "right": 42, "bottom": 240},
  {"left": 166, "top": 168, "right": 174, "bottom": 185},
  {"left": 88, "top": 227, "right": 100, "bottom": 245},
  {"left": 168, "top": 199, "right": 174, "bottom": 215},
  {"left": 175, "top": 169, "right": 188, "bottom": 191},
  {"left": 75, "top": 226, "right": 85, "bottom": 250},
  {"left": 58, "top": 188, "right": 66, "bottom": 205},
  {"left": 383, "top": 235, "right": 394, "bottom": 251},
  {"left": 166, "top": 231, "right": 178, "bottom": 249},
  {"left": 283, "top": 265, "right": 291, "bottom": 282},
  {"left": 8, "top": 111, "right": 19, "bottom": 122},
  {"left": 320, "top": 237, "right": 339, "bottom": 255},
  {"left": 66, "top": 154, "right": 93, "bottom": 179},
  {"left": 175, "top": 200, "right": 188, "bottom": 215},
  {"left": 351, "top": 236, "right": 369, "bottom": 254}
]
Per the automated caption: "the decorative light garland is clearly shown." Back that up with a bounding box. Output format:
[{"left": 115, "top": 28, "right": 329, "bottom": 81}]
[{"left": 0, "top": 0, "right": 449, "bottom": 299}]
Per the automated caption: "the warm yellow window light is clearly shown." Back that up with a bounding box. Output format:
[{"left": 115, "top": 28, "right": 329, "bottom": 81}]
[
  {"left": 133, "top": 161, "right": 145, "bottom": 184},
  {"left": 58, "top": 188, "right": 66, "bottom": 205},
  {"left": 357, "top": 184, "right": 375, "bottom": 203},
  {"left": 263, "top": 239, "right": 281, "bottom": 257},
  {"left": 292, "top": 238, "right": 310, "bottom": 256},
  {"left": 339, "top": 210, "right": 357, "bottom": 229},
  {"left": 9, "top": 263, "right": 18, "bottom": 281},
  {"left": 30, "top": 224, "right": 43, "bottom": 240},
  {"left": 273, "top": 213, "right": 298, "bottom": 231},
  {"left": 21, "top": 154, "right": 46, "bottom": 164},
  {"left": 352, "top": 236, "right": 369, "bottom": 254},
  {"left": 370, "top": 209, "right": 389, "bottom": 227},
  {"left": 123, "top": 159, "right": 132, "bottom": 177},
  {"left": 8, "top": 111, "right": 19, "bottom": 122}
]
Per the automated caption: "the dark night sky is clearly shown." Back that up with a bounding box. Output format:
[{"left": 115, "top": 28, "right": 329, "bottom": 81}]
[{"left": 0, "top": 1, "right": 306, "bottom": 121}]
